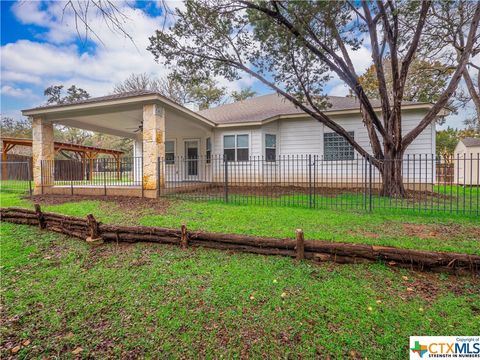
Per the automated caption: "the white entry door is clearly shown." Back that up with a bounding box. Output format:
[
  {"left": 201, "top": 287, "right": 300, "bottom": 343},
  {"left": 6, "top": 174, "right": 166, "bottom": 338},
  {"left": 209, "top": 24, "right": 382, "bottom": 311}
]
[{"left": 184, "top": 140, "right": 199, "bottom": 180}]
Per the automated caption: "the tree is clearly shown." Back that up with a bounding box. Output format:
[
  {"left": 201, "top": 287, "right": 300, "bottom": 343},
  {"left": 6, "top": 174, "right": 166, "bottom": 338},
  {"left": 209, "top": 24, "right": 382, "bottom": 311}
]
[
  {"left": 357, "top": 58, "right": 454, "bottom": 105},
  {"left": 188, "top": 78, "right": 226, "bottom": 110},
  {"left": 113, "top": 73, "right": 163, "bottom": 94},
  {"left": 113, "top": 73, "right": 227, "bottom": 109},
  {"left": 44, "top": 85, "right": 90, "bottom": 105},
  {"left": 147, "top": 1, "right": 480, "bottom": 196},
  {"left": 417, "top": 0, "right": 480, "bottom": 121},
  {"left": 231, "top": 87, "right": 257, "bottom": 102},
  {"left": 0, "top": 116, "right": 32, "bottom": 138},
  {"left": 464, "top": 116, "right": 480, "bottom": 133},
  {"left": 436, "top": 127, "right": 460, "bottom": 158}
]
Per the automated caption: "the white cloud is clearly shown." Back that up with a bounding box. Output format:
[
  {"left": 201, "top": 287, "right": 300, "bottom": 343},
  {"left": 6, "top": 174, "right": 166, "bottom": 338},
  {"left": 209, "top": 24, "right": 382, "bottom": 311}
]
[
  {"left": 1, "top": 85, "right": 35, "bottom": 98},
  {"left": 1, "top": 0, "right": 254, "bottom": 110}
]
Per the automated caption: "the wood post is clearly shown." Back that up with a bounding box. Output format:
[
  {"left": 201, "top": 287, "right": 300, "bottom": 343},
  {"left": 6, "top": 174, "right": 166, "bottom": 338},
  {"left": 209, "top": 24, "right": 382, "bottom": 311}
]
[
  {"left": 181, "top": 224, "right": 188, "bottom": 249},
  {"left": 34, "top": 203, "right": 46, "bottom": 229},
  {"left": 295, "top": 229, "right": 304, "bottom": 260},
  {"left": 86, "top": 213, "right": 103, "bottom": 245}
]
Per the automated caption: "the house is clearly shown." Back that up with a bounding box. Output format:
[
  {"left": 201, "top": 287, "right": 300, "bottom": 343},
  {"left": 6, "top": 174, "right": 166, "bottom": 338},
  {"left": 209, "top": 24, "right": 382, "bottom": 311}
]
[
  {"left": 22, "top": 91, "right": 440, "bottom": 197},
  {"left": 454, "top": 137, "right": 480, "bottom": 185}
]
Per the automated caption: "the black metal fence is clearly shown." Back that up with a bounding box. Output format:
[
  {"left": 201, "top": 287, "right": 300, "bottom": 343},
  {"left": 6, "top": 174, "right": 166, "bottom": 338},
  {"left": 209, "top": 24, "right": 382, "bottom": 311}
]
[
  {"left": 160, "top": 154, "right": 479, "bottom": 215},
  {"left": 0, "top": 161, "right": 33, "bottom": 195},
  {"left": 40, "top": 157, "right": 143, "bottom": 193},
  {"left": 10, "top": 153, "right": 478, "bottom": 215}
]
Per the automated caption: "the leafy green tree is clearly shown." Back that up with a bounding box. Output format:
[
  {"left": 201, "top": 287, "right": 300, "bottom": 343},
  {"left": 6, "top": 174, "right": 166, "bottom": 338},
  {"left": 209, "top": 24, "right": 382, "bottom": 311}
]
[
  {"left": 44, "top": 84, "right": 90, "bottom": 105},
  {"left": 147, "top": 0, "right": 480, "bottom": 196},
  {"left": 0, "top": 116, "right": 32, "bottom": 138},
  {"left": 436, "top": 127, "right": 460, "bottom": 158},
  {"left": 231, "top": 87, "right": 257, "bottom": 102}
]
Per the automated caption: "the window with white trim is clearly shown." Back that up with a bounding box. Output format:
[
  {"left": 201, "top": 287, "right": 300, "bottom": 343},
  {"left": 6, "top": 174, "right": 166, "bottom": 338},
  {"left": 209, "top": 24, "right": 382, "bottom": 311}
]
[
  {"left": 206, "top": 137, "right": 212, "bottom": 163},
  {"left": 265, "top": 134, "right": 276, "bottom": 162},
  {"left": 165, "top": 140, "right": 175, "bottom": 164},
  {"left": 224, "top": 134, "right": 249, "bottom": 161},
  {"left": 323, "top": 131, "right": 354, "bottom": 161}
]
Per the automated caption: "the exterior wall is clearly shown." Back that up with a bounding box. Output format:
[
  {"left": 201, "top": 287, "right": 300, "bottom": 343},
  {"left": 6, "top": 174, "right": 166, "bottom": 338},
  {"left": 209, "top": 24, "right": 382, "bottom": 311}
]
[
  {"left": 454, "top": 143, "right": 480, "bottom": 185},
  {"left": 163, "top": 108, "right": 213, "bottom": 183},
  {"left": 210, "top": 109, "right": 436, "bottom": 184}
]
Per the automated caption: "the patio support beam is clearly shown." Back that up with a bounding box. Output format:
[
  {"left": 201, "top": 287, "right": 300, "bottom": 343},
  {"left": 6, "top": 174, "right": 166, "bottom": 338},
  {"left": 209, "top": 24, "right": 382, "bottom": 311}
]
[
  {"left": 142, "top": 103, "right": 165, "bottom": 198},
  {"left": 32, "top": 117, "right": 54, "bottom": 194}
]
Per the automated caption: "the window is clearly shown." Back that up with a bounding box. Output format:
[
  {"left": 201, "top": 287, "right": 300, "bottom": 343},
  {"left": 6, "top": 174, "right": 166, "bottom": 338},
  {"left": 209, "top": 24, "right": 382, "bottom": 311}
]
[
  {"left": 165, "top": 140, "right": 175, "bottom": 164},
  {"left": 224, "top": 134, "right": 249, "bottom": 161},
  {"left": 265, "top": 134, "right": 276, "bottom": 162},
  {"left": 206, "top": 137, "right": 212, "bottom": 163},
  {"left": 324, "top": 131, "right": 354, "bottom": 161}
]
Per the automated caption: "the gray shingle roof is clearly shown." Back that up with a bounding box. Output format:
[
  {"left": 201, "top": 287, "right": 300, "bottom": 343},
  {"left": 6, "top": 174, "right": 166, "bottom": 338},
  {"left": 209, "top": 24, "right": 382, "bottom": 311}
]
[
  {"left": 23, "top": 90, "right": 159, "bottom": 112},
  {"left": 198, "top": 93, "right": 419, "bottom": 124},
  {"left": 23, "top": 91, "right": 427, "bottom": 125},
  {"left": 461, "top": 137, "right": 480, "bottom": 147}
]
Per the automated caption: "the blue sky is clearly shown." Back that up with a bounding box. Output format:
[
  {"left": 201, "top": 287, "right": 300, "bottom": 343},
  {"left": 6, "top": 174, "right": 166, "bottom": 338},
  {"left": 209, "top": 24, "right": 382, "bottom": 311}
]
[{"left": 0, "top": 0, "right": 474, "bottom": 129}]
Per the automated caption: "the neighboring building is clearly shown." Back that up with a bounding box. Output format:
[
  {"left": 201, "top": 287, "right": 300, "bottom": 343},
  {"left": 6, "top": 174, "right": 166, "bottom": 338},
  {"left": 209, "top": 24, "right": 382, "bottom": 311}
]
[
  {"left": 22, "top": 91, "right": 440, "bottom": 196},
  {"left": 454, "top": 137, "right": 480, "bottom": 185}
]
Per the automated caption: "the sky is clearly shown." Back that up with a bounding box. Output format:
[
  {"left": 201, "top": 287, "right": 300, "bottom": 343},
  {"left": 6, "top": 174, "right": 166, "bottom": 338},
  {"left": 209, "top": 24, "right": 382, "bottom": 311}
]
[{"left": 0, "top": 0, "right": 476, "bottom": 129}]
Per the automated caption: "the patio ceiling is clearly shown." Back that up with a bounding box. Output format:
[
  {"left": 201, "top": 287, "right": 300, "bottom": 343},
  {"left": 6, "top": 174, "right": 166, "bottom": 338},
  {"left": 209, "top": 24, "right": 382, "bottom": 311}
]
[{"left": 22, "top": 92, "right": 215, "bottom": 139}]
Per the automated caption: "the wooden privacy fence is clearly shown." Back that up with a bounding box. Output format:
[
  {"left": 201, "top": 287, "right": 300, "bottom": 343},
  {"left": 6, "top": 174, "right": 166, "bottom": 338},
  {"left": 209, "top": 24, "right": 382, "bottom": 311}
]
[{"left": 1, "top": 205, "right": 479, "bottom": 275}]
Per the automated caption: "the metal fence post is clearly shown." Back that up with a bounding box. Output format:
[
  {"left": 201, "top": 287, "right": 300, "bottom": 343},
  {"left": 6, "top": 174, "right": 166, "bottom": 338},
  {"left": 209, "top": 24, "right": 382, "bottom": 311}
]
[
  {"left": 157, "top": 157, "right": 161, "bottom": 198},
  {"left": 26, "top": 161, "right": 33, "bottom": 197},
  {"left": 103, "top": 158, "right": 107, "bottom": 196},
  {"left": 224, "top": 157, "right": 229, "bottom": 203},
  {"left": 40, "top": 160, "right": 44, "bottom": 195},
  {"left": 71, "top": 161, "right": 74, "bottom": 195},
  {"left": 308, "top": 154, "right": 313, "bottom": 208},
  {"left": 368, "top": 156, "right": 373, "bottom": 212},
  {"left": 141, "top": 156, "right": 144, "bottom": 198}
]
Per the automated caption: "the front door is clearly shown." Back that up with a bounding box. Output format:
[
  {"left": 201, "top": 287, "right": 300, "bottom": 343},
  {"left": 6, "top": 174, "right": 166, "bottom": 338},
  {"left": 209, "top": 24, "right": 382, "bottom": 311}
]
[{"left": 184, "top": 140, "right": 199, "bottom": 179}]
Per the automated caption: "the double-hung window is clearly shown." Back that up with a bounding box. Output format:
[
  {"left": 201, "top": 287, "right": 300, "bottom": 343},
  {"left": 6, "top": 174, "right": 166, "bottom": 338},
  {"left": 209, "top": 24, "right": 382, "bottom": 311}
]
[
  {"left": 165, "top": 140, "right": 175, "bottom": 164},
  {"left": 206, "top": 137, "right": 212, "bottom": 163},
  {"left": 224, "top": 134, "right": 249, "bottom": 161},
  {"left": 265, "top": 134, "right": 277, "bottom": 162},
  {"left": 323, "top": 131, "right": 354, "bottom": 161}
]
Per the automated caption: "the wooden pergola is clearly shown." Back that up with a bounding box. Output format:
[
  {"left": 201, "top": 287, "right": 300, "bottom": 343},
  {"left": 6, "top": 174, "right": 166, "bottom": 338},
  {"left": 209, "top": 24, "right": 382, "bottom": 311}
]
[{"left": 1, "top": 137, "right": 124, "bottom": 181}]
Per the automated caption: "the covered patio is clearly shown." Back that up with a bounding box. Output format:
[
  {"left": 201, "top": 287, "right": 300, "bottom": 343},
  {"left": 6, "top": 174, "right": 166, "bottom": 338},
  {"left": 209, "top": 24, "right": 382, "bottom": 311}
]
[{"left": 21, "top": 91, "right": 215, "bottom": 198}]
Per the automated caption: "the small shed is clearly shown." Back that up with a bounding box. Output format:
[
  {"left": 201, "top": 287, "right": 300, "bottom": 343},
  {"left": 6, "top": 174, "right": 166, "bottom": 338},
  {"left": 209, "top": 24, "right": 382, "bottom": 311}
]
[{"left": 454, "top": 137, "right": 480, "bottom": 185}]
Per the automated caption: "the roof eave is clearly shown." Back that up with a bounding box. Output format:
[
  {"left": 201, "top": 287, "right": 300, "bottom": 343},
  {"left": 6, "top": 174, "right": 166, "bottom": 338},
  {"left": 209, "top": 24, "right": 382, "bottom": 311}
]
[
  {"left": 22, "top": 94, "right": 216, "bottom": 128},
  {"left": 215, "top": 103, "right": 436, "bottom": 128}
]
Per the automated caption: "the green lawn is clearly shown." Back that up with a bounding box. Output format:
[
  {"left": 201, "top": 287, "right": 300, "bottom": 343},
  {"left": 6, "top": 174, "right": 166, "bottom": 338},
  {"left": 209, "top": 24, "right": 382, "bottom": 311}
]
[
  {"left": 1, "top": 222, "right": 479, "bottom": 358},
  {"left": 1, "top": 191, "right": 479, "bottom": 254}
]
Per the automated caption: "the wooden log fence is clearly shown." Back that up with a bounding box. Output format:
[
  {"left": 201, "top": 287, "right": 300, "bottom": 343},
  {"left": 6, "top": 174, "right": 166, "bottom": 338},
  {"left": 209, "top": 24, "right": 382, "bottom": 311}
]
[{"left": 1, "top": 205, "right": 479, "bottom": 275}]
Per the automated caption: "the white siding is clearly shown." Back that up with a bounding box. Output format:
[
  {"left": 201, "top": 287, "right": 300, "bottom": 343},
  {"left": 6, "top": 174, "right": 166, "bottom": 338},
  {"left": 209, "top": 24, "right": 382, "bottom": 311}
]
[{"left": 211, "top": 109, "right": 436, "bottom": 184}]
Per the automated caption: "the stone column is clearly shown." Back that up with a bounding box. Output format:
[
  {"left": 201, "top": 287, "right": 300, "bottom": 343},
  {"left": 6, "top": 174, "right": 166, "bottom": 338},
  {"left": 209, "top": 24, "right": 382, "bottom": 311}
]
[
  {"left": 142, "top": 103, "right": 165, "bottom": 198},
  {"left": 32, "top": 117, "right": 54, "bottom": 194}
]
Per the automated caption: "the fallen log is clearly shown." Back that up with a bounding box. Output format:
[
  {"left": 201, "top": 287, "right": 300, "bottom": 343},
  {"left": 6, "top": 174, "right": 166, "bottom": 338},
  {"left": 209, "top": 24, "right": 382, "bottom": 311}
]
[
  {"left": 99, "top": 224, "right": 182, "bottom": 238},
  {"left": 188, "top": 239, "right": 296, "bottom": 257},
  {"left": 1, "top": 206, "right": 479, "bottom": 274},
  {"left": 1, "top": 218, "right": 39, "bottom": 226},
  {"left": 100, "top": 232, "right": 180, "bottom": 245},
  {"left": 0, "top": 212, "right": 38, "bottom": 220}
]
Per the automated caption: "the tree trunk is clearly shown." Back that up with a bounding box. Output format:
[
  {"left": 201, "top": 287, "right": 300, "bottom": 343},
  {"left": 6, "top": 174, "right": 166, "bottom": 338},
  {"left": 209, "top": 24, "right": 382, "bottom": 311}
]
[{"left": 379, "top": 150, "right": 406, "bottom": 197}]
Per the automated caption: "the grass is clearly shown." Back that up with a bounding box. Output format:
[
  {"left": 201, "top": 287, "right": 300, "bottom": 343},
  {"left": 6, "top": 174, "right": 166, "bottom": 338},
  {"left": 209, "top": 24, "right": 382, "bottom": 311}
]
[
  {"left": 140, "top": 200, "right": 480, "bottom": 254},
  {"left": 1, "top": 222, "right": 479, "bottom": 358},
  {"left": 1, "top": 191, "right": 479, "bottom": 254}
]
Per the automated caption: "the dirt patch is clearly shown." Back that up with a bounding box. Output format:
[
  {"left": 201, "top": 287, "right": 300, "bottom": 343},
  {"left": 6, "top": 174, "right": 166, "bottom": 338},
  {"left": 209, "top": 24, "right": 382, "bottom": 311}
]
[
  {"left": 401, "top": 223, "right": 480, "bottom": 240},
  {"left": 387, "top": 269, "right": 480, "bottom": 302},
  {"left": 25, "top": 194, "right": 172, "bottom": 214}
]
